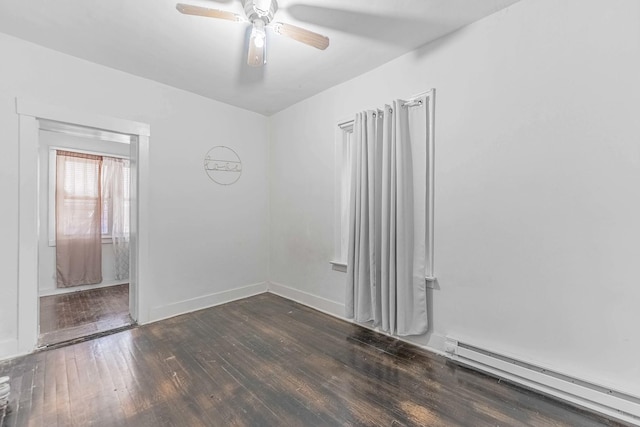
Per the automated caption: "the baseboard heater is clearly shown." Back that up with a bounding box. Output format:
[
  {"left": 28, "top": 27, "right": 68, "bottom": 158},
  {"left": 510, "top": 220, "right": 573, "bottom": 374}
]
[{"left": 444, "top": 337, "right": 640, "bottom": 426}]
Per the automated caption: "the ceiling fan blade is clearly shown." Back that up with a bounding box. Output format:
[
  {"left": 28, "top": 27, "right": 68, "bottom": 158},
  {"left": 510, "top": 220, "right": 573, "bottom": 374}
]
[
  {"left": 176, "top": 4, "right": 246, "bottom": 22},
  {"left": 273, "top": 22, "right": 329, "bottom": 50}
]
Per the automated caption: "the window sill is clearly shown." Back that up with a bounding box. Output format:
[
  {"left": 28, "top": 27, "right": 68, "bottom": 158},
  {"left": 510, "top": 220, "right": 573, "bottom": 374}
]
[
  {"left": 330, "top": 261, "right": 437, "bottom": 287},
  {"left": 48, "top": 236, "right": 122, "bottom": 247},
  {"left": 329, "top": 260, "right": 347, "bottom": 273}
]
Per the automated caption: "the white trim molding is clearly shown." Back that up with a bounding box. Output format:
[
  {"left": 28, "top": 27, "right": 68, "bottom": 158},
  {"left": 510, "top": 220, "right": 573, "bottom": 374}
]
[
  {"left": 17, "top": 114, "right": 40, "bottom": 355},
  {"left": 39, "top": 281, "right": 128, "bottom": 298},
  {"left": 445, "top": 337, "right": 640, "bottom": 426},
  {"left": 16, "top": 98, "right": 150, "bottom": 136},
  {"left": 16, "top": 97, "right": 151, "bottom": 356},
  {"left": 332, "top": 90, "right": 437, "bottom": 288},
  {"left": 329, "top": 260, "right": 347, "bottom": 272},
  {"left": 148, "top": 282, "right": 268, "bottom": 322},
  {"left": 268, "top": 281, "right": 345, "bottom": 318},
  {"left": 267, "top": 283, "right": 447, "bottom": 357},
  {"left": 332, "top": 119, "right": 354, "bottom": 266}
]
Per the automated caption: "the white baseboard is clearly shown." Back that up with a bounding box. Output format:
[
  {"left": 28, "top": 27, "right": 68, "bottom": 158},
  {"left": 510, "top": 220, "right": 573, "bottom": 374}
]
[
  {"left": 148, "top": 282, "right": 268, "bottom": 323},
  {"left": 0, "top": 338, "right": 20, "bottom": 362},
  {"left": 39, "top": 280, "right": 128, "bottom": 297},
  {"left": 399, "top": 331, "right": 448, "bottom": 357},
  {"left": 445, "top": 338, "right": 640, "bottom": 426},
  {"left": 267, "top": 281, "right": 346, "bottom": 318},
  {"left": 267, "top": 281, "right": 447, "bottom": 356},
  {"left": 266, "top": 285, "right": 637, "bottom": 424}
]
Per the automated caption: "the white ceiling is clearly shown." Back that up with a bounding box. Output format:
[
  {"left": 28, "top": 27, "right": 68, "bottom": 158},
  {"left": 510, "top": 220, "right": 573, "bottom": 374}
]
[{"left": 0, "top": 0, "right": 520, "bottom": 115}]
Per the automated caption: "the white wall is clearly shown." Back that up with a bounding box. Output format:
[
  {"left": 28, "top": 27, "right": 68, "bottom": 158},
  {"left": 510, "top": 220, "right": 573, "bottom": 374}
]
[
  {"left": 268, "top": 0, "right": 640, "bottom": 397},
  {"left": 37, "top": 131, "right": 131, "bottom": 295},
  {"left": 2, "top": 0, "right": 638, "bottom": 402},
  {"left": 0, "top": 32, "right": 269, "bottom": 359}
]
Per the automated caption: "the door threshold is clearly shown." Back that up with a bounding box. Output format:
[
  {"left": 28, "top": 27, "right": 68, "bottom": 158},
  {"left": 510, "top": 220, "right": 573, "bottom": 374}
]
[{"left": 36, "top": 323, "right": 136, "bottom": 352}]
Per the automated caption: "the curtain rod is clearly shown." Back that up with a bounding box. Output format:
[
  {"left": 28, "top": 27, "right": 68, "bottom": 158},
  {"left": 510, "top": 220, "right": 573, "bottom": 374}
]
[
  {"left": 402, "top": 99, "right": 423, "bottom": 107},
  {"left": 338, "top": 97, "right": 426, "bottom": 129},
  {"left": 48, "top": 145, "right": 130, "bottom": 160},
  {"left": 337, "top": 119, "right": 354, "bottom": 129}
]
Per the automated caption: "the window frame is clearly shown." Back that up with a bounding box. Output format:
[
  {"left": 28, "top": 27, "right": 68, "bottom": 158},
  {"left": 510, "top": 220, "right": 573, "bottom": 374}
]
[
  {"left": 331, "top": 119, "right": 354, "bottom": 272},
  {"left": 47, "top": 147, "right": 130, "bottom": 246},
  {"left": 330, "top": 89, "right": 436, "bottom": 285}
]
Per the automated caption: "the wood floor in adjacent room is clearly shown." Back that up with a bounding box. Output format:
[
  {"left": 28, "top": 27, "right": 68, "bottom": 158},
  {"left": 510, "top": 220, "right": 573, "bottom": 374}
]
[
  {"left": 38, "top": 284, "right": 132, "bottom": 347},
  {"left": 0, "top": 293, "right": 629, "bottom": 426}
]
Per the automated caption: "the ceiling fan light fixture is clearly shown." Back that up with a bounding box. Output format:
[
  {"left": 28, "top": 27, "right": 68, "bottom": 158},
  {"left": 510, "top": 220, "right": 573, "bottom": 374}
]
[
  {"left": 248, "top": 19, "right": 267, "bottom": 67},
  {"left": 252, "top": 22, "right": 265, "bottom": 48},
  {"left": 176, "top": 0, "right": 329, "bottom": 68},
  {"left": 253, "top": 0, "right": 273, "bottom": 13},
  {"left": 243, "top": 0, "right": 277, "bottom": 23}
]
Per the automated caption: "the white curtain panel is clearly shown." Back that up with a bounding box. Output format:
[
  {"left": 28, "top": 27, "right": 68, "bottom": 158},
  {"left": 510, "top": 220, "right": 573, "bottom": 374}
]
[
  {"left": 102, "top": 157, "right": 130, "bottom": 281},
  {"left": 346, "top": 110, "right": 383, "bottom": 324},
  {"left": 346, "top": 99, "right": 429, "bottom": 336}
]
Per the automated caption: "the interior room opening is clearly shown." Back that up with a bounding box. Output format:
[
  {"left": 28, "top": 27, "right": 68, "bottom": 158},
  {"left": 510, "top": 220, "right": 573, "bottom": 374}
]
[{"left": 36, "top": 121, "right": 135, "bottom": 347}]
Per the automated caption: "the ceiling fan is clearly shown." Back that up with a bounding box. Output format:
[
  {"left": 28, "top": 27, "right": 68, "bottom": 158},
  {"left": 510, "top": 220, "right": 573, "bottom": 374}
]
[{"left": 176, "top": 0, "right": 330, "bottom": 67}]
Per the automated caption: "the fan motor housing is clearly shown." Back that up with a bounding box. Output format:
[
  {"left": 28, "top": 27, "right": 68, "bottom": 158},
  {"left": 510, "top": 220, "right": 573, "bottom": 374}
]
[{"left": 243, "top": 0, "right": 277, "bottom": 24}]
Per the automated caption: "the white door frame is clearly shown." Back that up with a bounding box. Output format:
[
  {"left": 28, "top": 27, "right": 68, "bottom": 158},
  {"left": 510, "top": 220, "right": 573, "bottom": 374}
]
[{"left": 16, "top": 98, "right": 150, "bottom": 354}]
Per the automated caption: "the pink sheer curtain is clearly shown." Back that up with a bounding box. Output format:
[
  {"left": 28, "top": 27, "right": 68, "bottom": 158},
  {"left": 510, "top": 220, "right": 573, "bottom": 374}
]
[{"left": 55, "top": 150, "right": 103, "bottom": 287}]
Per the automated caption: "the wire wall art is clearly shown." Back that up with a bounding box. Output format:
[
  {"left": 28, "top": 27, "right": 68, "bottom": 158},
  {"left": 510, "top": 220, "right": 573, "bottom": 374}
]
[{"left": 204, "top": 146, "right": 242, "bottom": 185}]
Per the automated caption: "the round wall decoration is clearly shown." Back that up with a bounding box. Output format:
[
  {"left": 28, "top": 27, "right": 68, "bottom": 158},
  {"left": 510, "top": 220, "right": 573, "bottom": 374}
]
[{"left": 204, "top": 146, "right": 242, "bottom": 185}]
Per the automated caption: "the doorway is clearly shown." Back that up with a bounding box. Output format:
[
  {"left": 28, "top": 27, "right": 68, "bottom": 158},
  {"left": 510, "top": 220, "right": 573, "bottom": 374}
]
[
  {"left": 16, "top": 99, "right": 150, "bottom": 355},
  {"left": 36, "top": 125, "right": 134, "bottom": 347}
]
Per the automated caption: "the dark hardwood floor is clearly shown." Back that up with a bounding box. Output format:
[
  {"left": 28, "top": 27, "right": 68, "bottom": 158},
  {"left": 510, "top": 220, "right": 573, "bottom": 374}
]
[
  {"left": 38, "top": 284, "right": 132, "bottom": 347},
  {"left": 1, "top": 293, "right": 629, "bottom": 426}
]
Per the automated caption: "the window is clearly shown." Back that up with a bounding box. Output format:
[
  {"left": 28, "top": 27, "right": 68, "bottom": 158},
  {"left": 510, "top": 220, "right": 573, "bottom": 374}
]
[
  {"left": 339, "top": 124, "right": 353, "bottom": 263},
  {"left": 331, "top": 121, "right": 354, "bottom": 270},
  {"left": 56, "top": 151, "right": 102, "bottom": 239},
  {"left": 331, "top": 90, "right": 436, "bottom": 283},
  {"left": 48, "top": 149, "right": 130, "bottom": 245},
  {"left": 101, "top": 157, "right": 131, "bottom": 236}
]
